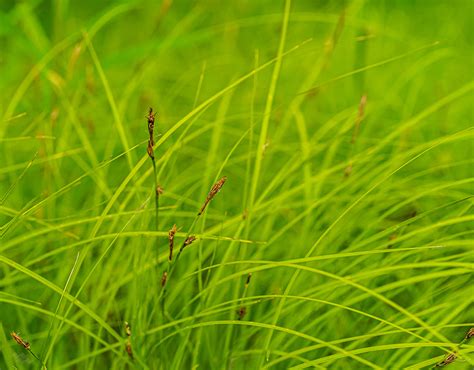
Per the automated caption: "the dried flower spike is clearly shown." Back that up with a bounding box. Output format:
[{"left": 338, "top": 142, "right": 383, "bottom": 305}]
[
  {"left": 147, "top": 107, "right": 156, "bottom": 141},
  {"left": 147, "top": 139, "right": 154, "bottom": 159},
  {"left": 436, "top": 352, "right": 457, "bottom": 367},
  {"left": 10, "top": 332, "right": 30, "bottom": 350},
  {"left": 156, "top": 185, "right": 164, "bottom": 196},
  {"left": 124, "top": 322, "right": 133, "bottom": 360},
  {"left": 161, "top": 271, "right": 168, "bottom": 287},
  {"left": 125, "top": 342, "right": 133, "bottom": 360},
  {"left": 124, "top": 321, "right": 131, "bottom": 337},
  {"left": 465, "top": 327, "right": 474, "bottom": 340},
  {"left": 198, "top": 176, "right": 227, "bottom": 215},
  {"left": 183, "top": 235, "right": 196, "bottom": 249},
  {"left": 168, "top": 224, "right": 177, "bottom": 261},
  {"left": 245, "top": 273, "right": 252, "bottom": 287},
  {"left": 237, "top": 306, "right": 247, "bottom": 320}
]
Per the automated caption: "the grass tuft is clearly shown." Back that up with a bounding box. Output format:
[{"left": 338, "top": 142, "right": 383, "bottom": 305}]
[{"left": 1, "top": 1, "right": 472, "bottom": 369}]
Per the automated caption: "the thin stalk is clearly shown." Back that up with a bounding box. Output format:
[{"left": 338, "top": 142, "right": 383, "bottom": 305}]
[
  {"left": 146, "top": 108, "right": 160, "bottom": 270},
  {"left": 151, "top": 157, "right": 159, "bottom": 248}
]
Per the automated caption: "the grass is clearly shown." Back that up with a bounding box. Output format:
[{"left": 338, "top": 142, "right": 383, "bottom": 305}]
[{"left": 0, "top": 0, "right": 473, "bottom": 369}]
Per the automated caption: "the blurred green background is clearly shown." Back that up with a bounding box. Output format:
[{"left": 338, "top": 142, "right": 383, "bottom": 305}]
[{"left": 1, "top": 0, "right": 473, "bottom": 369}]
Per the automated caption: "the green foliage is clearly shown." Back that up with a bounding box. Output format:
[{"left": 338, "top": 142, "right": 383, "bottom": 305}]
[{"left": 0, "top": 0, "right": 473, "bottom": 369}]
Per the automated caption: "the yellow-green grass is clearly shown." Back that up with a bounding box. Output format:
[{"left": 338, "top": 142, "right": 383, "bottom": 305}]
[{"left": 0, "top": 0, "right": 473, "bottom": 369}]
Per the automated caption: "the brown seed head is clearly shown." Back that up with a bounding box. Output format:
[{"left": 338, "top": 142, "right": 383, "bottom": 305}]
[
  {"left": 125, "top": 341, "right": 134, "bottom": 360},
  {"left": 237, "top": 306, "right": 247, "bottom": 320},
  {"left": 198, "top": 176, "right": 227, "bottom": 215},
  {"left": 245, "top": 273, "right": 252, "bottom": 287},
  {"left": 161, "top": 271, "right": 168, "bottom": 287},
  {"left": 436, "top": 352, "right": 457, "bottom": 367},
  {"left": 156, "top": 185, "right": 164, "bottom": 196},
  {"left": 10, "top": 332, "right": 30, "bottom": 350},
  {"left": 465, "top": 327, "right": 474, "bottom": 340},
  {"left": 183, "top": 235, "right": 196, "bottom": 248},
  {"left": 147, "top": 107, "right": 156, "bottom": 137},
  {"left": 168, "top": 224, "right": 177, "bottom": 261},
  {"left": 147, "top": 139, "right": 154, "bottom": 159}
]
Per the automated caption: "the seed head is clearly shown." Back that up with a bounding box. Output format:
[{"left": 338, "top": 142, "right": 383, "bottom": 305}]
[
  {"left": 147, "top": 139, "right": 154, "bottom": 159},
  {"left": 465, "top": 327, "right": 474, "bottom": 340},
  {"left": 146, "top": 107, "right": 157, "bottom": 158},
  {"left": 237, "top": 306, "right": 247, "bottom": 320},
  {"left": 125, "top": 341, "right": 133, "bottom": 359},
  {"left": 156, "top": 185, "right": 164, "bottom": 197},
  {"left": 161, "top": 271, "right": 168, "bottom": 287},
  {"left": 436, "top": 352, "right": 457, "bottom": 367},
  {"left": 198, "top": 176, "right": 227, "bottom": 215},
  {"left": 147, "top": 107, "right": 156, "bottom": 138},
  {"left": 10, "top": 332, "right": 30, "bottom": 350},
  {"left": 245, "top": 273, "right": 252, "bottom": 287},
  {"left": 183, "top": 235, "right": 196, "bottom": 248},
  {"left": 124, "top": 322, "right": 132, "bottom": 337},
  {"left": 124, "top": 321, "right": 133, "bottom": 359},
  {"left": 168, "top": 224, "right": 177, "bottom": 261}
]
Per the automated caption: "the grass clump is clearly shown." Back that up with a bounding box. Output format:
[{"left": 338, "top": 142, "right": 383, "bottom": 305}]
[{"left": 0, "top": 0, "right": 473, "bottom": 369}]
